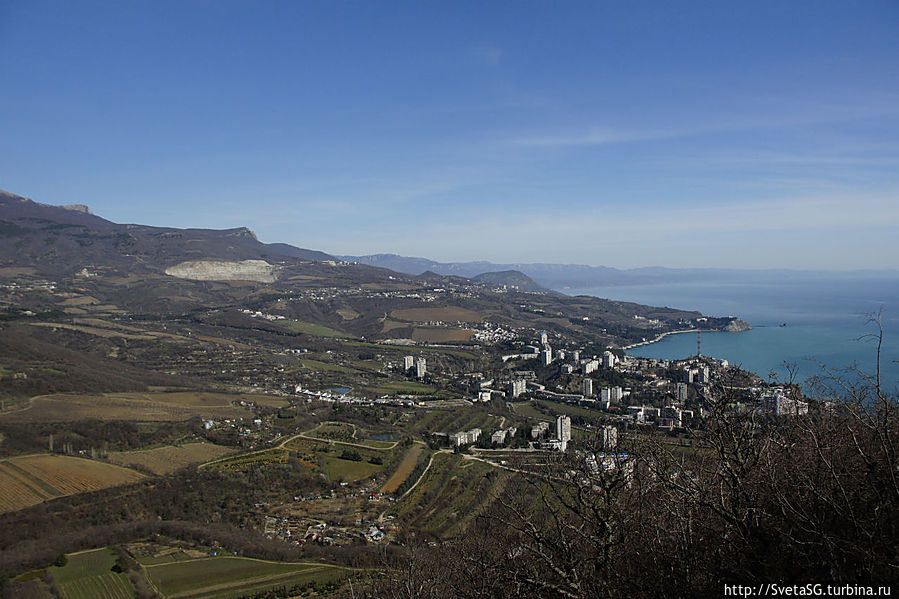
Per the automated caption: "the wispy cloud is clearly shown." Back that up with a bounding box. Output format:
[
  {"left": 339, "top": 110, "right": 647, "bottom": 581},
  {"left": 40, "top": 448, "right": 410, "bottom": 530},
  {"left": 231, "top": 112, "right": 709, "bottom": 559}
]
[
  {"left": 504, "top": 95, "right": 899, "bottom": 149},
  {"left": 507, "top": 126, "right": 679, "bottom": 147},
  {"left": 470, "top": 45, "right": 503, "bottom": 67}
]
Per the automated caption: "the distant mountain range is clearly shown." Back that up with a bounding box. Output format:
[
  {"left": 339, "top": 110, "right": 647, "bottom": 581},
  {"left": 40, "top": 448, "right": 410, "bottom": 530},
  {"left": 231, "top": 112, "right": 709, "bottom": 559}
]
[{"left": 342, "top": 253, "right": 899, "bottom": 292}]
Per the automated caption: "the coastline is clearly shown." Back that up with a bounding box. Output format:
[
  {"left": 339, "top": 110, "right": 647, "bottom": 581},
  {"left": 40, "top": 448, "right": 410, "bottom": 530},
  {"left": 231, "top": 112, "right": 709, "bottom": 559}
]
[{"left": 622, "top": 328, "right": 712, "bottom": 351}]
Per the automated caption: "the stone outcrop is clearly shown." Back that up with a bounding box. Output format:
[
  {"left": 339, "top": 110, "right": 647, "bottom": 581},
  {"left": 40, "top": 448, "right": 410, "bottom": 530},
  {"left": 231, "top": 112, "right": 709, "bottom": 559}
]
[
  {"left": 62, "top": 204, "right": 93, "bottom": 214},
  {"left": 724, "top": 318, "right": 752, "bottom": 332},
  {"left": 165, "top": 259, "right": 277, "bottom": 282}
]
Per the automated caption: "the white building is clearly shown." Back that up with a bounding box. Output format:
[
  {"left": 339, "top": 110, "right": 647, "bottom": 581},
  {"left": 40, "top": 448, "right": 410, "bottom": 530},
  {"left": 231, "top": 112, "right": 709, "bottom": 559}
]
[
  {"left": 561, "top": 364, "right": 574, "bottom": 374},
  {"left": 539, "top": 331, "right": 548, "bottom": 346},
  {"left": 697, "top": 367, "right": 710, "bottom": 384},
  {"left": 509, "top": 379, "right": 527, "bottom": 398},
  {"left": 601, "top": 386, "right": 624, "bottom": 405},
  {"left": 583, "top": 360, "right": 599, "bottom": 374},
  {"left": 415, "top": 357, "right": 427, "bottom": 379},
  {"left": 572, "top": 350, "right": 581, "bottom": 362},
  {"left": 555, "top": 415, "right": 571, "bottom": 451},
  {"left": 762, "top": 391, "right": 809, "bottom": 416},
  {"left": 491, "top": 429, "right": 507, "bottom": 444},
  {"left": 540, "top": 349, "right": 553, "bottom": 366},
  {"left": 478, "top": 391, "right": 492, "bottom": 402},
  {"left": 602, "top": 425, "right": 618, "bottom": 450},
  {"left": 584, "top": 379, "right": 594, "bottom": 398},
  {"left": 450, "top": 428, "right": 483, "bottom": 446},
  {"left": 403, "top": 355, "right": 415, "bottom": 370},
  {"left": 602, "top": 351, "right": 617, "bottom": 368}
]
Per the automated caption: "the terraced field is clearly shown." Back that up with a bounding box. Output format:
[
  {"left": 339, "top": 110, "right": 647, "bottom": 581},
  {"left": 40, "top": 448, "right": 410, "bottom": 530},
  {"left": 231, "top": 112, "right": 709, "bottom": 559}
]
[
  {"left": 106, "top": 443, "right": 236, "bottom": 475},
  {"left": 391, "top": 453, "right": 510, "bottom": 537},
  {"left": 0, "top": 455, "right": 144, "bottom": 513},
  {"left": 201, "top": 448, "right": 290, "bottom": 472},
  {"left": 143, "top": 556, "right": 350, "bottom": 599},
  {"left": 411, "top": 409, "right": 502, "bottom": 434},
  {"left": 50, "top": 548, "right": 135, "bottom": 599}
]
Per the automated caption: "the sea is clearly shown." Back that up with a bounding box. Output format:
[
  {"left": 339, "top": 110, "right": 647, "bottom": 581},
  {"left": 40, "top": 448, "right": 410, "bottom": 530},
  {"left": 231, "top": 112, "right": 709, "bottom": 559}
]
[{"left": 564, "top": 277, "right": 899, "bottom": 393}]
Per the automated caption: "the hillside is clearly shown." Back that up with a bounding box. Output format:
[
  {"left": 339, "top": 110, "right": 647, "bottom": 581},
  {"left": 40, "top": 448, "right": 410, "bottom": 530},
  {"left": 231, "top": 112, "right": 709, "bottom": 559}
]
[
  {"left": 0, "top": 190, "right": 735, "bottom": 345},
  {"left": 0, "top": 191, "right": 332, "bottom": 280},
  {"left": 472, "top": 270, "right": 549, "bottom": 293}
]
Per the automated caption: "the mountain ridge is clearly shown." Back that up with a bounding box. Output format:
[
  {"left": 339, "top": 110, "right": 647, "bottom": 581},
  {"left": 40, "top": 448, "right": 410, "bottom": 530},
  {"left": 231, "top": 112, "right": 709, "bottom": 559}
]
[{"left": 342, "top": 252, "right": 899, "bottom": 290}]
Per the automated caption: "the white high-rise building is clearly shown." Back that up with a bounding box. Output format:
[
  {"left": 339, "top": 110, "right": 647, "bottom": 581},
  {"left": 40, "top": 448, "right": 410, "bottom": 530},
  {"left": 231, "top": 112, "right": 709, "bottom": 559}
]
[
  {"left": 540, "top": 349, "right": 553, "bottom": 366},
  {"left": 403, "top": 355, "right": 414, "bottom": 370},
  {"left": 415, "top": 357, "right": 427, "bottom": 379},
  {"left": 610, "top": 386, "right": 623, "bottom": 403},
  {"left": 584, "top": 379, "right": 594, "bottom": 397},
  {"left": 572, "top": 350, "right": 581, "bottom": 362},
  {"left": 602, "top": 351, "right": 617, "bottom": 368},
  {"left": 539, "top": 331, "right": 548, "bottom": 346},
  {"left": 602, "top": 425, "right": 618, "bottom": 450},
  {"left": 555, "top": 415, "right": 571, "bottom": 451}
]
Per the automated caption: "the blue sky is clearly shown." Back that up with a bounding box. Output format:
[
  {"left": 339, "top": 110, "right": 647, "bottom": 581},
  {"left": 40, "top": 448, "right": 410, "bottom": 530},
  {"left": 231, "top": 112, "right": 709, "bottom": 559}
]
[{"left": 1, "top": 1, "right": 898, "bottom": 269}]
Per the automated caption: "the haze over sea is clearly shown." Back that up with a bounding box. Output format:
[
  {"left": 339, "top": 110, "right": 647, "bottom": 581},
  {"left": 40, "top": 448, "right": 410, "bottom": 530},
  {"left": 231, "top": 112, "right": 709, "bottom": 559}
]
[{"left": 566, "top": 276, "right": 899, "bottom": 392}]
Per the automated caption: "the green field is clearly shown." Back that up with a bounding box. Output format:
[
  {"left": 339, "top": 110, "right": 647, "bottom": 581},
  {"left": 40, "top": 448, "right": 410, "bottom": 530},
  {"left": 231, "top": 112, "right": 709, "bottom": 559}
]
[
  {"left": 281, "top": 321, "right": 349, "bottom": 338},
  {"left": 304, "top": 422, "right": 396, "bottom": 449},
  {"left": 306, "top": 421, "right": 357, "bottom": 442},
  {"left": 535, "top": 400, "right": 605, "bottom": 425},
  {"left": 50, "top": 548, "right": 135, "bottom": 599},
  {"left": 284, "top": 437, "right": 395, "bottom": 482},
  {"left": 322, "top": 456, "right": 382, "bottom": 482},
  {"left": 510, "top": 401, "right": 553, "bottom": 421},
  {"left": 351, "top": 359, "right": 383, "bottom": 370},
  {"left": 143, "top": 556, "right": 349, "bottom": 599},
  {"left": 375, "top": 381, "right": 436, "bottom": 395},
  {"left": 299, "top": 358, "right": 355, "bottom": 373}
]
